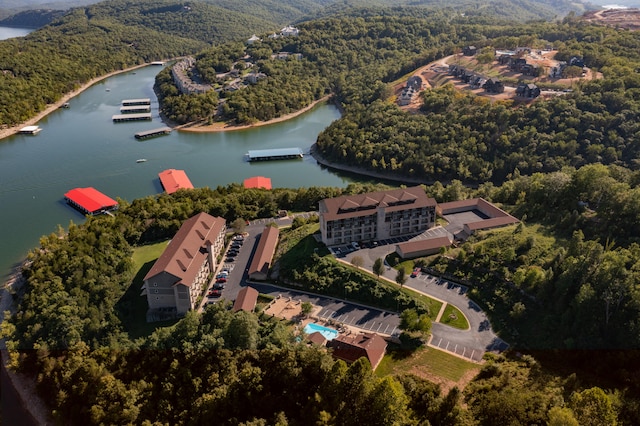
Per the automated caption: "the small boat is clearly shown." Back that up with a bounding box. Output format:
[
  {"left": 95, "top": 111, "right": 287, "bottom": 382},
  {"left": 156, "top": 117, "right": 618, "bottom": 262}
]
[
  {"left": 136, "top": 159, "right": 147, "bottom": 163},
  {"left": 60, "top": 102, "right": 70, "bottom": 109},
  {"left": 106, "top": 88, "right": 110, "bottom": 92}
]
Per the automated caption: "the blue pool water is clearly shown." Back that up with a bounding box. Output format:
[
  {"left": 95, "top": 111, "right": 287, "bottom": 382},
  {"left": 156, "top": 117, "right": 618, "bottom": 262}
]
[{"left": 304, "top": 323, "right": 339, "bottom": 340}]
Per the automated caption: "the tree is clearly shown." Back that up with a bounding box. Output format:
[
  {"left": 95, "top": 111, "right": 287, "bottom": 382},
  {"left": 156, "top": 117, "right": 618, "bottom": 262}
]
[
  {"left": 399, "top": 309, "right": 432, "bottom": 337},
  {"left": 301, "top": 301, "right": 313, "bottom": 317},
  {"left": 570, "top": 387, "right": 618, "bottom": 426},
  {"left": 548, "top": 406, "right": 579, "bottom": 426},
  {"left": 232, "top": 217, "right": 247, "bottom": 234},
  {"left": 350, "top": 255, "right": 364, "bottom": 269},
  {"left": 372, "top": 258, "right": 385, "bottom": 281},
  {"left": 396, "top": 266, "right": 407, "bottom": 289}
]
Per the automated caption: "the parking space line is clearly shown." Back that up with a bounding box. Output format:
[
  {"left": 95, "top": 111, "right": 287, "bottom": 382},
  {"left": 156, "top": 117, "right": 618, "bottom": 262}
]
[
  {"left": 384, "top": 324, "right": 389, "bottom": 333},
  {"left": 446, "top": 341, "right": 450, "bottom": 350}
]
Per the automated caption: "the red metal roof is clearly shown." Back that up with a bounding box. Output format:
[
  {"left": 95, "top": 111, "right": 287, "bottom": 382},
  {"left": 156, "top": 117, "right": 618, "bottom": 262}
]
[
  {"left": 243, "top": 176, "right": 272, "bottom": 190},
  {"left": 159, "top": 169, "right": 194, "bottom": 194},
  {"left": 64, "top": 187, "right": 118, "bottom": 214}
]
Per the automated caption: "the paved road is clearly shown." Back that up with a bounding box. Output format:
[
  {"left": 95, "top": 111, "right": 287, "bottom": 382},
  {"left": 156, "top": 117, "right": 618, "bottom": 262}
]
[{"left": 342, "top": 231, "right": 508, "bottom": 362}]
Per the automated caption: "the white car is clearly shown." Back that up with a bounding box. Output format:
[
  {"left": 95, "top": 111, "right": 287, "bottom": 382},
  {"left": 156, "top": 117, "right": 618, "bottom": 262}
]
[{"left": 351, "top": 242, "right": 360, "bottom": 250}]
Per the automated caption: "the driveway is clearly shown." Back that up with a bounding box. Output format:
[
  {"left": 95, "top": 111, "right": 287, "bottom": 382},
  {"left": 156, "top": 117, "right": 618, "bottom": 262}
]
[{"left": 342, "top": 234, "right": 508, "bottom": 362}]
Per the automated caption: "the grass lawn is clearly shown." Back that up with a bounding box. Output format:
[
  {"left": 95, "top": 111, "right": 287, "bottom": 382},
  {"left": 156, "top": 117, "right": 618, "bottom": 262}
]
[
  {"left": 116, "top": 241, "right": 178, "bottom": 340},
  {"left": 376, "top": 344, "right": 480, "bottom": 386},
  {"left": 439, "top": 304, "right": 469, "bottom": 330}
]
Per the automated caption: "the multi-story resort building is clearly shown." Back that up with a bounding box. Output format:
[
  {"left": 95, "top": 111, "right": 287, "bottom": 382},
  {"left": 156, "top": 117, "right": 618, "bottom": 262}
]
[
  {"left": 318, "top": 186, "right": 436, "bottom": 246},
  {"left": 142, "top": 212, "right": 226, "bottom": 316}
]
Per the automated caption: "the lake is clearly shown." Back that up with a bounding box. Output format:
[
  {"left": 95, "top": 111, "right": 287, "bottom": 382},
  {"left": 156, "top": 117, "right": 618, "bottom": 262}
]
[
  {"left": 0, "top": 64, "right": 357, "bottom": 279},
  {"left": 0, "top": 26, "right": 33, "bottom": 40}
]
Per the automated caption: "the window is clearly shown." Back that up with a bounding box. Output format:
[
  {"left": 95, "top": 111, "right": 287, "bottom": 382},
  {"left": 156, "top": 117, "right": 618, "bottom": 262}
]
[
  {"left": 153, "top": 282, "right": 158, "bottom": 287},
  {"left": 154, "top": 289, "right": 158, "bottom": 294}
]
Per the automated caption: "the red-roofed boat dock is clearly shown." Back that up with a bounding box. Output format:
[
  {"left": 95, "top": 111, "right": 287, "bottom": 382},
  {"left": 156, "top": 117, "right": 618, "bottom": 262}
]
[
  {"left": 159, "top": 169, "right": 194, "bottom": 194},
  {"left": 64, "top": 187, "right": 119, "bottom": 215}
]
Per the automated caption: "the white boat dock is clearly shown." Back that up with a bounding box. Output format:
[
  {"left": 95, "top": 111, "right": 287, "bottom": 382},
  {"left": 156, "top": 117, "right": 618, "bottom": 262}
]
[{"left": 19, "top": 125, "right": 41, "bottom": 135}]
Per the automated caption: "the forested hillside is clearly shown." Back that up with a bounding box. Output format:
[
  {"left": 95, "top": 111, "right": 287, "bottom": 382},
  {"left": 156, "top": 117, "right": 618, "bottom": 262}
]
[
  {"left": 4, "top": 176, "right": 640, "bottom": 425},
  {"left": 0, "top": 0, "right": 299, "bottom": 128}
]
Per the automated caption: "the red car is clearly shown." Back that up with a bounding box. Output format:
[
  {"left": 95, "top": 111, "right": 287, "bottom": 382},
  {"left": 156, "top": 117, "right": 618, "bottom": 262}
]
[
  {"left": 216, "top": 277, "right": 227, "bottom": 283},
  {"left": 410, "top": 267, "right": 420, "bottom": 278},
  {"left": 208, "top": 289, "right": 222, "bottom": 298}
]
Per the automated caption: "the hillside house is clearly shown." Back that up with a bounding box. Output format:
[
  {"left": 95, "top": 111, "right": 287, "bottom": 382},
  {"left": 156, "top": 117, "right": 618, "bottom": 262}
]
[
  {"left": 281, "top": 25, "right": 299, "bottom": 36},
  {"left": 463, "top": 46, "right": 477, "bottom": 56},
  {"left": 516, "top": 82, "right": 540, "bottom": 98},
  {"left": 483, "top": 78, "right": 504, "bottom": 93}
]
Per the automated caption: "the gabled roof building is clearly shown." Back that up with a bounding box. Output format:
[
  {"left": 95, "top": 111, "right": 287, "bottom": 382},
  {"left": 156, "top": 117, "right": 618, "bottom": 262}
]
[
  {"left": 327, "top": 332, "right": 388, "bottom": 370},
  {"left": 142, "top": 212, "right": 226, "bottom": 316},
  {"left": 248, "top": 226, "right": 280, "bottom": 280},
  {"left": 319, "top": 186, "right": 436, "bottom": 246}
]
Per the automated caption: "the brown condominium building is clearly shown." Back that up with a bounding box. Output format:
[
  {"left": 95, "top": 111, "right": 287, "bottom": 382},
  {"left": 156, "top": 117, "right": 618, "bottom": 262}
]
[
  {"left": 319, "top": 186, "right": 436, "bottom": 246},
  {"left": 142, "top": 212, "right": 226, "bottom": 315}
]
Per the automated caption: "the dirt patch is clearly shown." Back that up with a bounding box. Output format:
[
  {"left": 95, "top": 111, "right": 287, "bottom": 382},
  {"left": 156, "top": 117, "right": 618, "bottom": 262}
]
[
  {"left": 584, "top": 8, "right": 640, "bottom": 31},
  {"left": 406, "top": 354, "right": 480, "bottom": 394}
]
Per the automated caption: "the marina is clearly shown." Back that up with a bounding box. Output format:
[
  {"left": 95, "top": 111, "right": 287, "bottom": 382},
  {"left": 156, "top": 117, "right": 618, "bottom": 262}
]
[
  {"left": 112, "top": 113, "right": 152, "bottom": 122},
  {"left": 135, "top": 126, "right": 172, "bottom": 139},
  {"left": 246, "top": 147, "right": 304, "bottom": 162},
  {"left": 0, "top": 63, "right": 345, "bottom": 282}
]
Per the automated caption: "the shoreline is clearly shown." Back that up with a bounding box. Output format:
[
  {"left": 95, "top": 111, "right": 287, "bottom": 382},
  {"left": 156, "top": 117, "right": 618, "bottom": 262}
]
[{"left": 176, "top": 94, "right": 333, "bottom": 133}]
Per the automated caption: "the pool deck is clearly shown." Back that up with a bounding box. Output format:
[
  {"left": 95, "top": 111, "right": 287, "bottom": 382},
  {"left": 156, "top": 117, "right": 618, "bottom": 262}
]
[{"left": 263, "top": 296, "right": 374, "bottom": 338}]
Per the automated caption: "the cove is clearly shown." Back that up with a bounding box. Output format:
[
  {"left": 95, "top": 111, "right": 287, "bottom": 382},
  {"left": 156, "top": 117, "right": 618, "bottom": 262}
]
[{"left": 0, "top": 64, "right": 352, "bottom": 278}]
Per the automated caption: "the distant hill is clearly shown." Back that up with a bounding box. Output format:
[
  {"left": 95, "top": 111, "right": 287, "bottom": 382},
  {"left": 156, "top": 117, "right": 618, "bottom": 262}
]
[{"left": 0, "top": 9, "right": 66, "bottom": 28}]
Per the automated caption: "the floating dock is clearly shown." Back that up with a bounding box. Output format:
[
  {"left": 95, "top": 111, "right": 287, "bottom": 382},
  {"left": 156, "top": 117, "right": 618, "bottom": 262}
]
[
  {"left": 120, "top": 105, "right": 151, "bottom": 114},
  {"left": 64, "top": 187, "right": 119, "bottom": 215},
  {"left": 158, "top": 169, "right": 194, "bottom": 194},
  {"left": 112, "top": 113, "right": 152, "bottom": 122},
  {"left": 246, "top": 147, "right": 304, "bottom": 162},
  {"left": 121, "top": 98, "right": 151, "bottom": 106},
  {"left": 19, "top": 125, "right": 41, "bottom": 135},
  {"left": 135, "top": 126, "right": 172, "bottom": 140}
]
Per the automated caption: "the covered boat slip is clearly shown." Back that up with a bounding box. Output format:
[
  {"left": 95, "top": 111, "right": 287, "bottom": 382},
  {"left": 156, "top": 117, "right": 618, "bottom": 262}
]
[
  {"left": 120, "top": 105, "right": 151, "bottom": 113},
  {"left": 121, "top": 98, "right": 151, "bottom": 106},
  {"left": 112, "top": 113, "right": 152, "bottom": 122},
  {"left": 135, "top": 127, "right": 172, "bottom": 140},
  {"left": 246, "top": 147, "right": 304, "bottom": 162},
  {"left": 64, "top": 187, "right": 118, "bottom": 215}
]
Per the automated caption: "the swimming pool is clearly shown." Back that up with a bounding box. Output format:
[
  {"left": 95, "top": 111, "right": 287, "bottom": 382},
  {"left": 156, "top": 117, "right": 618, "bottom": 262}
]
[{"left": 304, "top": 322, "right": 339, "bottom": 340}]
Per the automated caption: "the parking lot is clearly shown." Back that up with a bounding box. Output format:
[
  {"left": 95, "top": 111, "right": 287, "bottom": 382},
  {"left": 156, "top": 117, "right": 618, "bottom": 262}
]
[{"left": 329, "top": 226, "right": 453, "bottom": 257}]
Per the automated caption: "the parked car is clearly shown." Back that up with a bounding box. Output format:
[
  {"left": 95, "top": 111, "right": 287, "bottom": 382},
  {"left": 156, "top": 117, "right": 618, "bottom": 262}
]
[
  {"left": 208, "top": 289, "right": 222, "bottom": 298},
  {"left": 213, "top": 282, "right": 225, "bottom": 290},
  {"left": 216, "top": 277, "right": 227, "bottom": 283},
  {"left": 216, "top": 273, "right": 227, "bottom": 279},
  {"left": 351, "top": 242, "right": 360, "bottom": 250},
  {"left": 225, "top": 257, "right": 236, "bottom": 263},
  {"left": 227, "top": 250, "right": 239, "bottom": 256},
  {"left": 410, "top": 267, "right": 420, "bottom": 278}
]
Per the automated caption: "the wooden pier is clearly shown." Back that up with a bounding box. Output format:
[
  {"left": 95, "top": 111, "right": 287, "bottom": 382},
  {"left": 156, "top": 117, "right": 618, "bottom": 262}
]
[
  {"left": 112, "top": 113, "right": 152, "bottom": 122},
  {"left": 135, "top": 127, "right": 172, "bottom": 140},
  {"left": 121, "top": 98, "right": 151, "bottom": 106}
]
